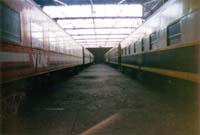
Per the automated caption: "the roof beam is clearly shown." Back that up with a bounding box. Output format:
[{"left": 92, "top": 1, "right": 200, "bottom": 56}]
[
  {"left": 79, "top": 40, "right": 121, "bottom": 42},
  {"left": 54, "top": 16, "right": 142, "bottom": 21},
  {"left": 78, "top": 41, "right": 120, "bottom": 43},
  {"left": 64, "top": 27, "right": 136, "bottom": 30},
  {"left": 71, "top": 33, "right": 129, "bottom": 36},
  {"left": 74, "top": 38, "right": 124, "bottom": 40},
  {"left": 35, "top": 0, "right": 144, "bottom": 6}
]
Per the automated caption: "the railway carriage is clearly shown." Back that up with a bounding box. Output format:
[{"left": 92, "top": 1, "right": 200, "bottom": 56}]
[
  {"left": 105, "top": 0, "right": 200, "bottom": 84},
  {"left": 0, "top": 0, "right": 93, "bottom": 114}
]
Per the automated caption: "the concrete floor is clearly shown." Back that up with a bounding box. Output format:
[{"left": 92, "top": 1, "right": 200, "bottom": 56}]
[{"left": 3, "top": 64, "right": 198, "bottom": 135}]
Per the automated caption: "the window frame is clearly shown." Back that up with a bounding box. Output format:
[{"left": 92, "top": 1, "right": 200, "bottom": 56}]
[
  {"left": 1, "top": 3, "right": 21, "bottom": 44},
  {"left": 149, "top": 32, "right": 158, "bottom": 50},
  {"left": 134, "top": 43, "right": 136, "bottom": 53},
  {"left": 141, "top": 38, "right": 144, "bottom": 52},
  {"left": 128, "top": 45, "right": 131, "bottom": 54},
  {"left": 48, "top": 32, "right": 57, "bottom": 51},
  {"left": 167, "top": 20, "right": 181, "bottom": 46},
  {"left": 31, "top": 22, "right": 44, "bottom": 49}
]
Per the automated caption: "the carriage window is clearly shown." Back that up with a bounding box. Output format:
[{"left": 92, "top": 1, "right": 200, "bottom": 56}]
[
  {"left": 128, "top": 45, "right": 131, "bottom": 54},
  {"left": 134, "top": 43, "right": 136, "bottom": 53},
  {"left": 0, "top": 4, "right": 21, "bottom": 43},
  {"left": 167, "top": 21, "right": 181, "bottom": 45},
  {"left": 49, "top": 32, "right": 56, "bottom": 51},
  {"left": 149, "top": 32, "right": 158, "bottom": 50},
  {"left": 58, "top": 38, "right": 64, "bottom": 53},
  {"left": 141, "top": 39, "right": 144, "bottom": 52},
  {"left": 31, "top": 22, "right": 43, "bottom": 48}
]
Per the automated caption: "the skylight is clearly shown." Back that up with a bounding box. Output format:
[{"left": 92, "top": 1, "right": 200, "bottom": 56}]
[{"left": 43, "top": 4, "right": 143, "bottom": 48}]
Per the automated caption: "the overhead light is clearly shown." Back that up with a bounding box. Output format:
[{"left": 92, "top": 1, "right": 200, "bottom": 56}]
[
  {"left": 118, "top": 0, "right": 126, "bottom": 5},
  {"left": 53, "top": 0, "right": 67, "bottom": 6}
]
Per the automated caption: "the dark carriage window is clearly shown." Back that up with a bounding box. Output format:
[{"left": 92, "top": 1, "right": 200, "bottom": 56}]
[
  {"left": 149, "top": 32, "right": 158, "bottom": 50},
  {"left": 167, "top": 21, "right": 181, "bottom": 45},
  {"left": 122, "top": 49, "right": 124, "bottom": 56},
  {"left": 141, "top": 39, "right": 144, "bottom": 52},
  {"left": 128, "top": 45, "right": 131, "bottom": 54},
  {"left": 134, "top": 43, "right": 136, "bottom": 53},
  {"left": 0, "top": 3, "right": 21, "bottom": 43}
]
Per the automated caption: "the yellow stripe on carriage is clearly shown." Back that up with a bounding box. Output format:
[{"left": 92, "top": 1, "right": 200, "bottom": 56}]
[
  {"left": 140, "top": 66, "right": 200, "bottom": 83},
  {"left": 109, "top": 62, "right": 200, "bottom": 83},
  {"left": 120, "top": 63, "right": 200, "bottom": 83}
]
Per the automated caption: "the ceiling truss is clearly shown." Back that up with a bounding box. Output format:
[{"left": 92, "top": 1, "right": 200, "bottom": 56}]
[
  {"left": 71, "top": 33, "right": 129, "bottom": 36},
  {"left": 53, "top": 16, "right": 142, "bottom": 21},
  {"left": 39, "top": 0, "right": 146, "bottom": 48},
  {"left": 63, "top": 27, "right": 137, "bottom": 30}
]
